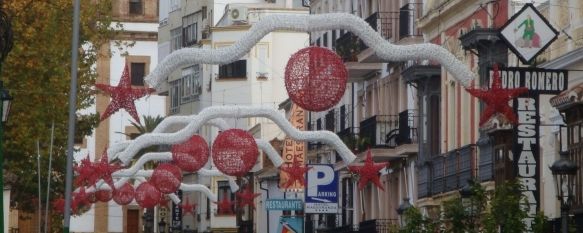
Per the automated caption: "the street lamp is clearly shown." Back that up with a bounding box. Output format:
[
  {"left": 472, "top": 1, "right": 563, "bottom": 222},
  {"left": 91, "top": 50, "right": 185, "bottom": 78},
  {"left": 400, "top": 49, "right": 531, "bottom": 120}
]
[
  {"left": 396, "top": 197, "right": 412, "bottom": 226},
  {"left": 459, "top": 181, "right": 477, "bottom": 230},
  {"left": 549, "top": 151, "right": 578, "bottom": 233},
  {"left": 158, "top": 218, "right": 167, "bottom": 233}
]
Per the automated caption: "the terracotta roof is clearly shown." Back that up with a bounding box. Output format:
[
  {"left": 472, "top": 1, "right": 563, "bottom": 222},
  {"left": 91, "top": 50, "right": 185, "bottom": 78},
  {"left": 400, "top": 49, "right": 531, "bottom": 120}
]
[{"left": 550, "top": 83, "right": 583, "bottom": 111}]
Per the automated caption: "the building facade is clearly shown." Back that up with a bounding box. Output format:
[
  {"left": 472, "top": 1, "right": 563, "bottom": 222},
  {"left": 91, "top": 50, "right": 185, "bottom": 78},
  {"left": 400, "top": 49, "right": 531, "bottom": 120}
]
[
  {"left": 157, "top": 1, "right": 308, "bottom": 232},
  {"left": 306, "top": 0, "right": 423, "bottom": 231},
  {"left": 70, "top": 0, "right": 166, "bottom": 232}
]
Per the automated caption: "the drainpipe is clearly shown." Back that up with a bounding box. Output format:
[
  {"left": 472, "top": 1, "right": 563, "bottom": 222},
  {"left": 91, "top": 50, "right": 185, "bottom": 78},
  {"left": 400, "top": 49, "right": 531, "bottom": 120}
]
[{"left": 259, "top": 180, "right": 270, "bottom": 233}]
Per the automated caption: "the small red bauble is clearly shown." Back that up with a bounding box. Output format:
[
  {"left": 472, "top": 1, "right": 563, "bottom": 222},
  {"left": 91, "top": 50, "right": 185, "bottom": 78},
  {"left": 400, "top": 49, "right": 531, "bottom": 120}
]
[
  {"left": 135, "top": 182, "right": 162, "bottom": 208},
  {"left": 212, "top": 129, "right": 259, "bottom": 176},
  {"left": 285, "top": 47, "right": 348, "bottom": 112},
  {"left": 150, "top": 163, "right": 183, "bottom": 194},
  {"left": 172, "top": 135, "right": 209, "bottom": 172},
  {"left": 113, "top": 183, "right": 135, "bottom": 205},
  {"left": 95, "top": 190, "right": 113, "bottom": 202}
]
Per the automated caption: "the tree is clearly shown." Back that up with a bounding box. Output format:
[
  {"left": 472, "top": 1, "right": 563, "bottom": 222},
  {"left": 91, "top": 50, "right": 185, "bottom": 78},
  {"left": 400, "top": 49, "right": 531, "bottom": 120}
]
[
  {"left": 2, "top": 0, "right": 120, "bottom": 214},
  {"left": 399, "top": 206, "right": 436, "bottom": 233},
  {"left": 482, "top": 181, "right": 528, "bottom": 233},
  {"left": 443, "top": 180, "right": 487, "bottom": 233}
]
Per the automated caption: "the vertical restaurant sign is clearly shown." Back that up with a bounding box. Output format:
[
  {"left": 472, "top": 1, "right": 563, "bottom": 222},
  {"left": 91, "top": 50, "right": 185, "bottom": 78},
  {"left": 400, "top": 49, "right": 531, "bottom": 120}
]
[
  {"left": 171, "top": 190, "right": 183, "bottom": 230},
  {"left": 280, "top": 104, "right": 306, "bottom": 191},
  {"left": 488, "top": 67, "right": 567, "bottom": 232}
]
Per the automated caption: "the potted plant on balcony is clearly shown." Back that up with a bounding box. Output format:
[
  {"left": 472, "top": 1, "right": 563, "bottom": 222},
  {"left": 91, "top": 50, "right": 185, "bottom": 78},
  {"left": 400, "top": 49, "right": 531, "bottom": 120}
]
[{"left": 335, "top": 34, "right": 362, "bottom": 62}]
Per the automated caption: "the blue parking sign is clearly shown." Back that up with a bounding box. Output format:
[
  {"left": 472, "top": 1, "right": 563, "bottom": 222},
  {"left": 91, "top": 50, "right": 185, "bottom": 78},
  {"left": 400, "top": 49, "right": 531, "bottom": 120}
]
[{"left": 305, "top": 164, "right": 338, "bottom": 213}]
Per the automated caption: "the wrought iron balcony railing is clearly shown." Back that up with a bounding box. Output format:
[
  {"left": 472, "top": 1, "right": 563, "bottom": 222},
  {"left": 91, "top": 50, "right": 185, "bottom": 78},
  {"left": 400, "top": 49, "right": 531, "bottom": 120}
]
[{"left": 358, "top": 110, "right": 418, "bottom": 149}]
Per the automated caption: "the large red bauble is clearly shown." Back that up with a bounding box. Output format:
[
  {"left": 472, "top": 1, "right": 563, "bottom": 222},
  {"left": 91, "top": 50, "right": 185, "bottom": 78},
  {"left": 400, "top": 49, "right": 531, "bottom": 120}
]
[
  {"left": 135, "top": 182, "right": 162, "bottom": 208},
  {"left": 172, "top": 135, "right": 209, "bottom": 172},
  {"left": 150, "top": 163, "right": 183, "bottom": 194},
  {"left": 212, "top": 129, "right": 259, "bottom": 176},
  {"left": 95, "top": 190, "right": 113, "bottom": 202},
  {"left": 284, "top": 47, "right": 348, "bottom": 112},
  {"left": 113, "top": 183, "right": 135, "bottom": 205}
]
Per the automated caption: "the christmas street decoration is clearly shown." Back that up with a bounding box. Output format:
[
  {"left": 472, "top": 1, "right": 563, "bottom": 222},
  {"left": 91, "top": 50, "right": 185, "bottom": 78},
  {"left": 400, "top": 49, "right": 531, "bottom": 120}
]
[
  {"left": 135, "top": 181, "right": 162, "bottom": 208},
  {"left": 280, "top": 157, "right": 311, "bottom": 189},
  {"left": 112, "top": 182, "right": 135, "bottom": 205},
  {"left": 285, "top": 47, "right": 347, "bottom": 111},
  {"left": 466, "top": 64, "right": 528, "bottom": 126},
  {"left": 235, "top": 185, "right": 261, "bottom": 209},
  {"left": 150, "top": 163, "right": 182, "bottom": 194},
  {"left": 348, "top": 149, "right": 388, "bottom": 191},
  {"left": 180, "top": 197, "right": 196, "bottom": 216},
  {"left": 212, "top": 129, "right": 259, "bottom": 177},
  {"left": 95, "top": 63, "right": 155, "bottom": 123},
  {"left": 172, "top": 135, "right": 209, "bottom": 172}
]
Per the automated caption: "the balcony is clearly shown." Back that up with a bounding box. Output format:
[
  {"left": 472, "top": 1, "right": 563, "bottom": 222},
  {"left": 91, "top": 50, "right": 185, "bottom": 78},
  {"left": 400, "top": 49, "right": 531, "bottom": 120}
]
[
  {"left": 357, "top": 110, "right": 418, "bottom": 160},
  {"left": 336, "top": 4, "right": 423, "bottom": 69},
  {"left": 429, "top": 144, "right": 477, "bottom": 196},
  {"left": 401, "top": 59, "right": 441, "bottom": 83}
]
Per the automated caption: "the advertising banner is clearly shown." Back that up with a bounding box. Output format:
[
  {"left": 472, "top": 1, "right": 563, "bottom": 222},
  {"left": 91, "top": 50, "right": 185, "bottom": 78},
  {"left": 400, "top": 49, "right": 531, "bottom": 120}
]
[{"left": 280, "top": 104, "right": 306, "bottom": 191}]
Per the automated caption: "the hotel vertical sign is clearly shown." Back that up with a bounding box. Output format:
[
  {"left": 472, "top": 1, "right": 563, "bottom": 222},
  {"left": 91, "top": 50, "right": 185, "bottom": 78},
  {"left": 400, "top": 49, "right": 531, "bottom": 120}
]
[
  {"left": 280, "top": 104, "right": 306, "bottom": 191},
  {"left": 489, "top": 67, "right": 567, "bottom": 231}
]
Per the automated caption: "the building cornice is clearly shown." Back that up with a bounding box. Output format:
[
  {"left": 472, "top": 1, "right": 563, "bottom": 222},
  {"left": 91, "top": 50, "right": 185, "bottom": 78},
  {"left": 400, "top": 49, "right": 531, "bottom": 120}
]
[
  {"left": 210, "top": 25, "right": 252, "bottom": 32},
  {"left": 539, "top": 47, "right": 583, "bottom": 69}
]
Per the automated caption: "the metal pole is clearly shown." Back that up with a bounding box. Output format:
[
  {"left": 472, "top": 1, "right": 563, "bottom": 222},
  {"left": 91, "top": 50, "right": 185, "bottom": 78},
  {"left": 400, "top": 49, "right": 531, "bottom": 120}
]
[
  {"left": 37, "top": 141, "right": 41, "bottom": 233},
  {"left": 64, "top": 0, "right": 81, "bottom": 232},
  {"left": 561, "top": 205, "right": 568, "bottom": 233},
  {"left": 44, "top": 122, "right": 54, "bottom": 233},
  {"left": 0, "top": 81, "right": 5, "bottom": 233}
]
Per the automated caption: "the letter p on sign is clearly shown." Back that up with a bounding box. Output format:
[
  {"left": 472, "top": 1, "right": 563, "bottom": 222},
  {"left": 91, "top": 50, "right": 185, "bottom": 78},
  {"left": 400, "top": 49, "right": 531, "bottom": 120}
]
[{"left": 307, "top": 165, "right": 335, "bottom": 197}]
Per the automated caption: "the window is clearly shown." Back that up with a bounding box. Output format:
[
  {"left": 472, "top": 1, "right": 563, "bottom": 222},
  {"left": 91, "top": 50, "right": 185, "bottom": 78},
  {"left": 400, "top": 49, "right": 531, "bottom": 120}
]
[
  {"left": 170, "top": 27, "right": 182, "bottom": 52},
  {"left": 170, "top": 0, "right": 180, "bottom": 12},
  {"left": 182, "top": 13, "right": 198, "bottom": 47},
  {"left": 169, "top": 80, "right": 181, "bottom": 114},
  {"left": 202, "top": 6, "right": 207, "bottom": 20},
  {"left": 217, "top": 181, "right": 235, "bottom": 215},
  {"left": 129, "top": 0, "right": 143, "bottom": 15},
  {"left": 341, "top": 178, "right": 353, "bottom": 226},
  {"left": 218, "top": 60, "right": 247, "bottom": 79},
  {"left": 325, "top": 110, "right": 335, "bottom": 131},
  {"left": 181, "top": 65, "right": 201, "bottom": 102},
  {"left": 323, "top": 32, "right": 328, "bottom": 47},
  {"left": 130, "top": 63, "right": 146, "bottom": 86}
]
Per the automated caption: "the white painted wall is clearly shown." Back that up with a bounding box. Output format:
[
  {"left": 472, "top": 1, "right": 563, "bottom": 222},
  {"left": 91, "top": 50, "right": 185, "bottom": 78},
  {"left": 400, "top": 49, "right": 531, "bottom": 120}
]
[{"left": 71, "top": 22, "right": 165, "bottom": 233}]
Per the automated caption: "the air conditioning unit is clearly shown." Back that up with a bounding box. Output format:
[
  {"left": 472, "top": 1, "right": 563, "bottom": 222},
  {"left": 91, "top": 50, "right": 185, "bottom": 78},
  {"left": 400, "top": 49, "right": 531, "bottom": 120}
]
[{"left": 229, "top": 6, "right": 248, "bottom": 22}]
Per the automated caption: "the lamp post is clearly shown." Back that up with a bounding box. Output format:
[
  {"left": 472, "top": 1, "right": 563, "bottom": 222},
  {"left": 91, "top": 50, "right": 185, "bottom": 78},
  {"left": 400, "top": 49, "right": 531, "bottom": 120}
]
[
  {"left": 158, "top": 218, "right": 167, "bottom": 233},
  {"left": 0, "top": 81, "right": 11, "bottom": 233},
  {"left": 396, "top": 197, "right": 412, "bottom": 227},
  {"left": 549, "top": 151, "right": 578, "bottom": 233},
  {"left": 459, "top": 181, "right": 476, "bottom": 231},
  {"left": 0, "top": 5, "right": 13, "bottom": 233}
]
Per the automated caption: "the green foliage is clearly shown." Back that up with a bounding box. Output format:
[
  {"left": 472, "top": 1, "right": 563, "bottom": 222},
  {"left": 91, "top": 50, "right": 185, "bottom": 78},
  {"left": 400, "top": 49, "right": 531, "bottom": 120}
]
[
  {"left": 482, "top": 181, "right": 528, "bottom": 233},
  {"left": 2, "top": 0, "right": 121, "bottom": 214},
  {"left": 119, "top": 115, "right": 164, "bottom": 169},
  {"left": 442, "top": 180, "right": 487, "bottom": 233},
  {"left": 532, "top": 211, "right": 549, "bottom": 233},
  {"left": 399, "top": 206, "right": 436, "bottom": 233}
]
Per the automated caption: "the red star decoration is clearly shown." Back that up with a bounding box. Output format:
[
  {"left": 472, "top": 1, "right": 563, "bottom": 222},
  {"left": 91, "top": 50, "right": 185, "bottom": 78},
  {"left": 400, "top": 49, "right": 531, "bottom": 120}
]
[
  {"left": 279, "top": 157, "right": 311, "bottom": 188},
  {"left": 348, "top": 149, "right": 388, "bottom": 191},
  {"left": 95, "top": 63, "right": 155, "bottom": 123},
  {"left": 72, "top": 187, "right": 90, "bottom": 214},
  {"left": 466, "top": 64, "right": 528, "bottom": 126},
  {"left": 94, "top": 149, "right": 122, "bottom": 191},
  {"left": 52, "top": 198, "right": 65, "bottom": 214},
  {"left": 180, "top": 197, "right": 197, "bottom": 216},
  {"left": 74, "top": 155, "right": 99, "bottom": 187},
  {"left": 215, "top": 192, "right": 235, "bottom": 215},
  {"left": 235, "top": 185, "right": 261, "bottom": 209}
]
